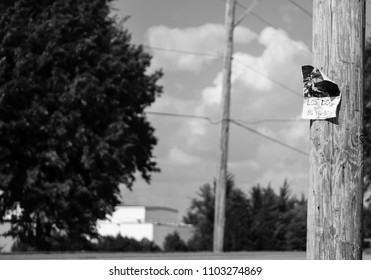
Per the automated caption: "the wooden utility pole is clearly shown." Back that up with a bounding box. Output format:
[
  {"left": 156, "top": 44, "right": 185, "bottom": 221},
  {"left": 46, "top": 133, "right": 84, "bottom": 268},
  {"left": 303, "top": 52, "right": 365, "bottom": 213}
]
[
  {"left": 307, "top": 0, "right": 365, "bottom": 259},
  {"left": 213, "top": 0, "right": 235, "bottom": 253}
]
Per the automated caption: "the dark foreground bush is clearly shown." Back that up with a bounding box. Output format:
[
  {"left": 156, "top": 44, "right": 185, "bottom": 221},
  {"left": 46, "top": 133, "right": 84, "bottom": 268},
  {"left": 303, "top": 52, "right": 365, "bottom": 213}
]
[
  {"left": 93, "top": 235, "right": 161, "bottom": 252},
  {"left": 11, "top": 235, "right": 161, "bottom": 252},
  {"left": 163, "top": 232, "right": 188, "bottom": 252}
]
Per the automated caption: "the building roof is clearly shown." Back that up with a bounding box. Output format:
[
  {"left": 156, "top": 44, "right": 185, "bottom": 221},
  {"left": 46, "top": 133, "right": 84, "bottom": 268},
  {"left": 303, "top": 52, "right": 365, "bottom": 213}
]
[{"left": 116, "top": 204, "right": 178, "bottom": 213}]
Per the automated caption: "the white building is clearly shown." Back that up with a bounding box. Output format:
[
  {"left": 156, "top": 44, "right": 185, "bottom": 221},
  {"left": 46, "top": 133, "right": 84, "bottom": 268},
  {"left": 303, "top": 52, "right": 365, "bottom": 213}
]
[
  {"left": 97, "top": 205, "right": 194, "bottom": 249},
  {"left": 0, "top": 222, "right": 13, "bottom": 252},
  {"left": 0, "top": 205, "right": 194, "bottom": 252}
]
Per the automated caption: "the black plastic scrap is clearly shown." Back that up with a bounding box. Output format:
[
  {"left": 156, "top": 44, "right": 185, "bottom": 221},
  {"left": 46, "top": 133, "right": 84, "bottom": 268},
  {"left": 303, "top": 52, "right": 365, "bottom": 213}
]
[{"left": 301, "top": 65, "right": 340, "bottom": 98}]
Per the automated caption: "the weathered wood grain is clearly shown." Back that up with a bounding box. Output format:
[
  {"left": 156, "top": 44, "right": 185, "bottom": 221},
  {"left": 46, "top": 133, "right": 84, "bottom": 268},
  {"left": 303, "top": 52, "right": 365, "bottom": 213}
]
[
  {"left": 307, "top": 0, "right": 365, "bottom": 259},
  {"left": 213, "top": 0, "right": 235, "bottom": 253}
]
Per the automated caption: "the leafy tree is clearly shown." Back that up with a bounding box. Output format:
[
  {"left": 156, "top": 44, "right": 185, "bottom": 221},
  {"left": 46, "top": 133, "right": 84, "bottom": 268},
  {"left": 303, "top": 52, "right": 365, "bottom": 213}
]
[
  {"left": 223, "top": 185, "right": 252, "bottom": 251},
  {"left": 279, "top": 194, "right": 307, "bottom": 251},
  {"left": 249, "top": 181, "right": 307, "bottom": 251},
  {"left": 163, "top": 231, "right": 188, "bottom": 252},
  {"left": 184, "top": 182, "right": 215, "bottom": 251},
  {"left": 249, "top": 184, "right": 279, "bottom": 250},
  {"left": 0, "top": 0, "right": 162, "bottom": 250},
  {"left": 184, "top": 175, "right": 307, "bottom": 251},
  {"left": 90, "top": 235, "right": 161, "bottom": 252},
  {"left": 363, "top": 203, "right": 371, "bottom": 248},
  {"left": 184, "top": 173, "right": 252, "bottom": 251}
]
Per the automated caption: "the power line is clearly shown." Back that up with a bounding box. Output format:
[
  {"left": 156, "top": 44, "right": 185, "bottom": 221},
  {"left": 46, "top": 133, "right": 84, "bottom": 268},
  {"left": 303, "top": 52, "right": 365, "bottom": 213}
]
[
  {"left": 236, "top": 0, "right": 371, "bottom": 29},
  {"left": 287, "top": 0, "right": 312, "bottom": 17},
  {"left": 235, "top": 117, "right": 305, "bottom": 124},
  {"left": 250, "top": 11, "right": 276, "bottom": 27},
  {"left": 142, "top": 45, "right": 222, "bottom": 59},
  {"left": 146, "top": 111, "right": 308, "bottom": 156},
  {"left": 234, "top": 1, "right": 278, "bottom": 28},
  {"left": 147, "top": 111, "right": 304, "bottom": 124},
  {"left": 230, "top": 119, "right": 309, "bottom": 156},
  {"left": 232, "top": 58, "right": 302, "bottom": 98},
  {"left": 142, "top": 45, "right": 302, "bottom": 98},
  {"left": 287, "top": 0, "right": 371, "bottom": 28},
  {"left": 146, "top": 111, "right": 221, "bottom": 124},
  {"left": 220, "top": 0, "right": 280, "bottom": 29},
  {"left": 234, "top": 0, "right": 261, "bottom": 27}
]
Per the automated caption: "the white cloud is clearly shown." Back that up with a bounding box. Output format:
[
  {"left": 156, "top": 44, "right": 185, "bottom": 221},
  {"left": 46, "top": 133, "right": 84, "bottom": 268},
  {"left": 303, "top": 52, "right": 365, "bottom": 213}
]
[
  {"left": 259, "top": 27, "right": 310, "bottom": 69},
  {"left": 146, "top": 24, "right": 257, "bottom": 72},
  {"left": 166, "top": 146, "right": 200, "bottom": 166},
  {"left": 232, "top": 53, "right": 273, "bottom": 92},
  {"left": 173, "top": 26, "right": 312, "bottom": 171},
  {"left": 138, "top": 26, "right": 312, "bottom": 211},
  {"left": 234, "top": 27, "right": 310, "bottom": 94},
  {"left": 201, "top": 72, "right": 223, "bottom": 106},
  {"left": 199, "top": 27, "right": 311, "bottom": 119},
  {"left": 279, "top": 120, "right": 309, "bottom": 148}
]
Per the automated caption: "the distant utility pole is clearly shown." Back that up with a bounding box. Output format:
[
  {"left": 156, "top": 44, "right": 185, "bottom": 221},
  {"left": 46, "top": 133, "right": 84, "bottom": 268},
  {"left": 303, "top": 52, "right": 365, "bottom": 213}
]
[
  {"left": 213, "top": 0, "right": 235, "bottom": 253},
  {"left": 213, "top": 0, "right": 259, "bottom": 253},
  {"left": 307, "top": 0, "right": 365, "bottom": 259}
]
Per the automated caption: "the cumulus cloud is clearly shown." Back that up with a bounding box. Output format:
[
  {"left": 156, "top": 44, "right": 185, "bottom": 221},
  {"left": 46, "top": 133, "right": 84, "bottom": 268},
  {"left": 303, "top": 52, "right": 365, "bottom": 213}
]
[
  {"left": 279, "top": 120, "right": 309, "bottom": 148},
  {"left": 146, "top": 23, "right": 257, "bottom": 72},
  {"left": 166, "top": 146, "right": 201, "bottom": 166},
  {"left": 199, "top": 27, "right": 310, "bottom": 115},
  {"left": 234, "top": 27, "right": 310, "bottom": 93},
  {"left": 200, "top": 27, "right": 311, "bottom": 126},
  {"left": 138, "top": 26, "right": 312, "bottom": 212},
  {"left": 202, "top": 72, "right": 223, "bottom": 106},
  {"left": 161, "top": 26, "right": 312, "bottom": 170}
]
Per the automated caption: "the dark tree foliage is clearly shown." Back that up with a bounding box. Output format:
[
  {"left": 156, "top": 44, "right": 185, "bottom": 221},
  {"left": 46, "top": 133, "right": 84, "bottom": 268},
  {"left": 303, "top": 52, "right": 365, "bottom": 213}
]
[
  {"left": 281, "top": 195, "right": 307, "bottom": 251},
  {"left": 163, "top": 231, "right": 188, "bottom": 252},
  {"left": 0, "top": 0, "right": 162, "bottom": 250},
  {"left": 364, "top": 203, "right": 371, "bottom": 242},
  {"left": 184, "top": 176, "right": 307, "bottom": 251},
  {"left": 89, "top": 235, "right": 161, "bottom": 252},
  {"left": 249, "top": 181, "right": 307, "bottom": 251},
  {"left": 184, "top": 173, "right": 252, "bottom": 252},
  {"left": 249, "top": 184, "right": 278, "bottom": 250},
  {"left": 223, "top": 185, "right": 251, "bottom": 251},
  {"left": 183, "top": 182, "right": 215, "bottom": 251}
]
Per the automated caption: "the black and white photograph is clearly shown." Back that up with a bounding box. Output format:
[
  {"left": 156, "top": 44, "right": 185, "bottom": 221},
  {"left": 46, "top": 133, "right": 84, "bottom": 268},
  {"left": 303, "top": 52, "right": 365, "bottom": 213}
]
[{"left": 1, "top": 1, "right": 371, "bottom": 276}]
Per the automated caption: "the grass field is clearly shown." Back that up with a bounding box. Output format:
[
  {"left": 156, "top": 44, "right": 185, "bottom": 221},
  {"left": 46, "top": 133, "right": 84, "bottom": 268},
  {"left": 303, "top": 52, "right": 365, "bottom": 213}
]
[{"left": 1, "top": 251, "right": 370, "bottom": 260}]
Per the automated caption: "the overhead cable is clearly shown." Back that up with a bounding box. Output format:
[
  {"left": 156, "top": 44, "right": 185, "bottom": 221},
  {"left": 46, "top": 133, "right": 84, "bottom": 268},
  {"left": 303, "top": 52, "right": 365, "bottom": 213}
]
[
  {"left": 232, "top": 58, "right": 302, "bottom": 98},
  {"left": 146, "top": 111, "right": 308, "bottom": 156},
  {"left": 142, "top": 45, "right": 222, "bottom": 58},
  {"left": 287, "top": 0, "right": 312, "bottom": 17},
  {"left": 230, "top": 119, "right": 309, "bottom": 156}
]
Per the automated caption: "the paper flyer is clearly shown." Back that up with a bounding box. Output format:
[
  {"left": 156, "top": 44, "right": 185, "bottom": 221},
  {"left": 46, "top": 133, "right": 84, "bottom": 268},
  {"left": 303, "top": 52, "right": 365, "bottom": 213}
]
[{"left": 301, "top": 65, "right": 341, "bottom": 120}]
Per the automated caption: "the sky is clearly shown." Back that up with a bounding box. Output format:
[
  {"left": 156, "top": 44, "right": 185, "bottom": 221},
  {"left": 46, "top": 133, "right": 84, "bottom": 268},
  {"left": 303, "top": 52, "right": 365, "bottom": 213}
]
[{"left": 113, "top": 0, "right": 371, "bottom": 219}]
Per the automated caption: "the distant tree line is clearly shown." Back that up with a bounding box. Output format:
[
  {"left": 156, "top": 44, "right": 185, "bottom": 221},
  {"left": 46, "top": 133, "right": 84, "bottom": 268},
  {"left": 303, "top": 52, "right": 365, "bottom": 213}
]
[
  {"left": 170, "top": 174, "right": 307, "bottom": 252},
  {"left": 164, "top": 175, "right": 371, "bottom": 252},
  {"left": 10, "top": 172, "right": 371, "bottom": 252},
  {"left": 12, "top": 235, "right": 161, "bottom": 252}
]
